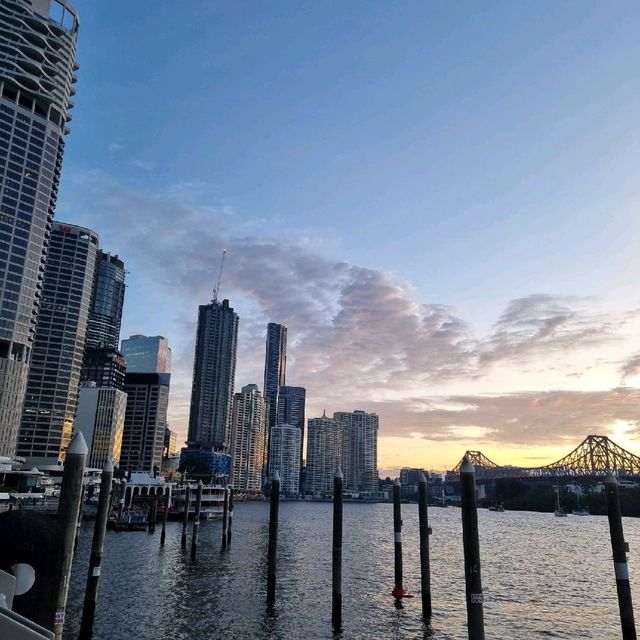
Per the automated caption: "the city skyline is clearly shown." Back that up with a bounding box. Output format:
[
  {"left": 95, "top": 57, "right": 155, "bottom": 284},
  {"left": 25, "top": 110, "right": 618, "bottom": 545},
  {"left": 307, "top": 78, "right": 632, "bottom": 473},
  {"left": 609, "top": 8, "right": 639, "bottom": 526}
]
[{"left": 23, "top": 2, "right": 640, "bottom": 471}]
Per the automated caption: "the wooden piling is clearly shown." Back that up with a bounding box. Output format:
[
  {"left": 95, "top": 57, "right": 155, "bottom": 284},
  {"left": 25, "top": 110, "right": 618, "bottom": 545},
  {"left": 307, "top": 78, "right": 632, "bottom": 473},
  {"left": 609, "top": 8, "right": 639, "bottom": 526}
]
[
  {"left": 605, "top": 473, "right": 637, "bottom": 639},
  {"left": 191, "top": 481, "right": 203, "bottom": 561},
  {"left": 53, "top": 431, "right": 87, "bottom": 640},
  {"left": 418, "top": 472, "right": 432, "bottom": 620},
  {"left": 148, "top": 499, "right": 157, "bottom": 534},
  {"left": 392, "top": 479, "right": 408, "bottom": 598},
  {"left": 160, "top": 487, "right": 170, "bottom": 546},
  {"left": 221, "top": 485, "right": 229, "bottom": 549},
  {"left": 227, "top": 487, "right": 234, "bottom": 545},
  {"left": 181, "top": 484, "right": 190, "bottom": 549},
  {"left": 79, "top": 459, "right": 113, "bottom": 640},
  {"left": 460, "top": 456, "right": 485, "bottom": 640},
  {"left": 267, "top": 471, "right": 280, "bottom": 606},
  {"left": 332, "top": 467, "right": 343, "bottom": 631}
]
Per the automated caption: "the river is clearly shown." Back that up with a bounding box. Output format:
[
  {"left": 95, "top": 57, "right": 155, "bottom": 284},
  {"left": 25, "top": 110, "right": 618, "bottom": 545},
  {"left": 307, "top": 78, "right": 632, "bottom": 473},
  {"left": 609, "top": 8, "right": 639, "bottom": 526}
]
[{"left": 63, "top": 502, "right": 639, "bottom": 639}]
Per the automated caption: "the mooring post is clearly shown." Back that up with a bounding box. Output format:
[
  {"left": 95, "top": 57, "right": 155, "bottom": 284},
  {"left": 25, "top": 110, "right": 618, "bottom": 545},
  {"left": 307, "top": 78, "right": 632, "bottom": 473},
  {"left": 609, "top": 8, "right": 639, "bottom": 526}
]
[
  {"left": 418, "top": 472, "right": 432, "bottom": 620},
  {"left": 461, "top": 456, "right": 485, "bottom": 640},
  {"left": 53, "top": 431, "right": 88, "bottom": 640},
  {"left": 118, "top": 479, "right": 127, "bottom": 523},
  {"left": 221, "top": 484, "right": 229, "bottom": 549},
  {"left": 181, "top": 484, "right": 190, "bottom": 549},
  {"left": 605, "top": 473, "right": 637, "bottom": 639},
  {"left": 74, "top": 484, "right": 85, "bottom": 552},
  {"left": 332, "top": 467, "right": 344, "bottom": 631},
  {"left": 79, "top": 459, "right": 113, "bottom": 640},
  {"left": 148, "top": 498, "right": 157, "bottom": 534},
  {"left": 160, "top": 486, "right": 170, "bottom": 546},
  {"left": 392, "top": 478, "right": 408, "bottom": 598},
  {"left": 227, "top": 487, "right": 234, "bottom": 545},
  {"left": 267, "top": 471, "right": 280, "bottom": 606},
  {"left": 191, "top": 480, "right": 203, "bottom": 560}
]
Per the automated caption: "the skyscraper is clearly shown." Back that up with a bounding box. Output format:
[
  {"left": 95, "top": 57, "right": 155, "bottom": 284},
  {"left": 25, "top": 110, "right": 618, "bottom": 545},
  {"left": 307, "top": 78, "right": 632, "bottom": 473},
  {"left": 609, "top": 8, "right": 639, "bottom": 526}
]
[
  {"left": 80, "top": 346, "right": 126, "bottom": 390},
  {"left": 268, "top": 424, "right": 301, "bottom": 495},
  {"left": 0, "top": 0, "right": 80, "bottom": 457},
  {"left": 119, "top": 372, "right": 170, "bottom": 474},
  {"left": 187, "top": 299, "right": 238, "bottom": 451},
  {"left": 263, "top": 323, "right": 287, "bottom": 431},
  {"left": 230, "top": 384, "right": 267, "bottom": 493},
  {"left": 17, "top": 222, "right": 98, "bottom": 464},
  {"left": 75, "top": 383, "right": 126, "bottom": 468},
  {"left": 277, "top": 385, "right": 306, "bottom": 480},
  {"left": 334, "top": 410, "right": 379, "bottom": 493},
  {"left": 120, "top": 334, "right": 171, "bottom": 374},
  {"left": 85, "top": 251, "right": 125, "bottom": 349},
  {"left": 305, "top": 413, "right": 342, "bottom": 495}
]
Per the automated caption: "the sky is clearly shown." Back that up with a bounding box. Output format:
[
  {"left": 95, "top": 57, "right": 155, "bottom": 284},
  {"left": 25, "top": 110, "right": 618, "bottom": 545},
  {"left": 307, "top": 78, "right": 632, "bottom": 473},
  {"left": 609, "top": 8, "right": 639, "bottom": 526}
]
[{"left": 57, "top": 1, "right": 640, "bottom": 473}]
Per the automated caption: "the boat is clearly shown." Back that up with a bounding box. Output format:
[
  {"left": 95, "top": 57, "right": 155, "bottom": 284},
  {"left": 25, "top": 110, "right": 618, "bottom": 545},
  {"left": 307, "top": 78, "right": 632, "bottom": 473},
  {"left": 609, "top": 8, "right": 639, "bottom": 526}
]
[
  {"left": 171, "top": 482, "right": 225, "bottom": 519},
  {"left": 554, "top": 479, "right": 568, "bottom": 517},
  {"left": 488, "top": 481, "right": 505, "bottom": 512},
  {"left": 488, "top": 504, "right": 505, "bottom": 512}
]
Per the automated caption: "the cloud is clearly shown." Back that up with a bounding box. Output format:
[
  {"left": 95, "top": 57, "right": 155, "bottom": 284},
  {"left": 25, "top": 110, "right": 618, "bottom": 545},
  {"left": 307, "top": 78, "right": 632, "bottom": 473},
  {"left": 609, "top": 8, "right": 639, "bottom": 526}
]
[
  {"left": 132, "top": 159, "right": 156, "bottom": 172},
  {"left": 620, "top": 352, "right": 640, "bottom": 383},
  {"left": 108, "top": 143, "right": 125, "bottom": 152},
  {"left": 58, "top": 170, "right": 640, "bottom": 452},
  {"left": 365, "top": 388, "right": 640, "bottom": 449}
]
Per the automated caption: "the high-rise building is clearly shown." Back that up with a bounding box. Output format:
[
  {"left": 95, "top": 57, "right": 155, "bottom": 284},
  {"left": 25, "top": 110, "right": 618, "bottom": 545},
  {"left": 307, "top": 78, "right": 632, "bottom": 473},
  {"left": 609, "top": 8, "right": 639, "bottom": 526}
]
[
  {"left": 230, "top": 384, "right": 267, "bottom": 493},
  {"left": 119, "top": 372, "right": 170, "bottom": 474},
  {"left": 334, "top": 410, "right": 379, "bottom": 493},
  {"left": 187, "top": 299, "right": 238, "bottom": 451},
  {"left": 17, "top": 222, "right": 98, "bottom": 464},
  {"left": 263, "top": 323, "right": 286, "bottom": 431},
  {"left": 277, "top": 385, "right": 305, "bottom": 479},
  {"left": 80, "top": 346, "right": 126, "bottom": 390},
  {"left": 120, "top": 334, "right": 171, "bottom": 374},
  {"left": 75, "top": 383, "right": 126, "bottom": 468},
  {"left": 0, "top": 0, "right": 80, "bottom": 457},
  {"left": 163, "top": 427, "right": 178, "bottom": 459},
  {"left": 85, "top": 251, "right": 125, "bottom": 350},
  {"left": 268, "top": 424, "right": 300, "bottom": 495},
  {"left": 305, "top": 413, "right": 342, "bottom": 495}
]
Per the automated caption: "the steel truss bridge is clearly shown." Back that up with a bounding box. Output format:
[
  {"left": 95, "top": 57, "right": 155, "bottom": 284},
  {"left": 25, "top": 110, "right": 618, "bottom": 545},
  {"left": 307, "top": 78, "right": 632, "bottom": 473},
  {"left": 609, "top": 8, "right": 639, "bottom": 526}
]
[{"left": 446, "top": 435, "right": 640, "bottom": 482}]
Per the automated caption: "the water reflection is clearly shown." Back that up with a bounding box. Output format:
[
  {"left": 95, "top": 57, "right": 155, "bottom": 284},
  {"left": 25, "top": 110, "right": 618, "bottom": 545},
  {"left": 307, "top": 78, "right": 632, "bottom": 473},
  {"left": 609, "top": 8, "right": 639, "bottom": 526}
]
[{"left": 63, "top": 502, "right": 639, "bottom": 639}]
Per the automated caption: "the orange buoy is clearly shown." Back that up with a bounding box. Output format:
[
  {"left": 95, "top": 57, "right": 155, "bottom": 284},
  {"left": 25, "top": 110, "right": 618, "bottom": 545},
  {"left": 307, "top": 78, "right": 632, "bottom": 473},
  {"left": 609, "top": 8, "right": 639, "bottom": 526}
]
[{"left": 392, "top": 587, "right": 414, "bottom": 598}]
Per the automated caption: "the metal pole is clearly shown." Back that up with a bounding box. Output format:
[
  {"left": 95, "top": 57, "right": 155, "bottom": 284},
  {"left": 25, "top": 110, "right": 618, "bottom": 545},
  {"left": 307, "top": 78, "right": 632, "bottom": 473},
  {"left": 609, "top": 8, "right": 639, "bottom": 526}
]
[
  {"left": 605, "top": 473, "right": 637, "bottom": 639},
  {"left": 460, "top": 456, "right": 485, "bottom": 640},
  {"left": 160, "top": 486, "right": 170, "bottom": 546},
  {"left": 53, "top": 431, "right": 88, "bottom": 640},
  {"left": 227, "top": 487, "right": 234, "bottom": 545},
  {"left": 221, "top": 485, "right": 229, "bottom": 549},
  {"left": 79, "top": 459, "right": 113, "bottom": 640},
  {"left": 392, "top": 479, "right": 408, "bottom": 598},
  {"left": 191, "top": 481, "right": 203, "bottom": 560},
  {"left": 332, "top": 468, "right": 343, "bottom": 631},
  {"left": 418, "top": 472, "right": 432, "bottom": 620},
  {"left": 181, "top": 484, "right": 190, "bottom": 549},
  {"left": 267, "top": 471, "right": 280, "bottom": 606}
]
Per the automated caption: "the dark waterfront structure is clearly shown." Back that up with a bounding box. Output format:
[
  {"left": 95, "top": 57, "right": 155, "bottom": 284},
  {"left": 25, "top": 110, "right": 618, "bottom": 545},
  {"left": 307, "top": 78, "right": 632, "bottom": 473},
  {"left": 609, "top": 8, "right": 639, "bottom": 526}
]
[
  {"left": 120, "top": 372, "right": 170, "bottom": 473},
  {"left": 0, "top": 0, "right": 80, "bottom": 457},
  {"left": 121, "top": 334, "right": 171, "bottom": 374},
  {"left": 277, "top": 385, "right": 306, "bottom": 480},
  {"left": 17, "top": 222, "right": 97, "bottom": 464},
  {"left": 187, "top": 299, "right": 238, "bottom": 451},
  {"left": 263, "top": 322, "right": 287, "bottom": 431}
]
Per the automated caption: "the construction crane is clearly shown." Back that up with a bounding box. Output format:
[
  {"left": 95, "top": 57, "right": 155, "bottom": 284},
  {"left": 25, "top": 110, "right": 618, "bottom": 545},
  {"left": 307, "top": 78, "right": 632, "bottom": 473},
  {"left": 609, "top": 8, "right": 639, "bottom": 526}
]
[{"left": 212, "top": 248, "right": 227, "bottom": 303}]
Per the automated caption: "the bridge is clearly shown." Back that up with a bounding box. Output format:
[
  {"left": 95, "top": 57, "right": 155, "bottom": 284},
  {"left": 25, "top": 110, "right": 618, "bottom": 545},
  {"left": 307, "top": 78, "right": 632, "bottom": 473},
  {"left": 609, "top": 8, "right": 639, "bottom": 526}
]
[{"left": 445, "top": 435, "right": 640, "bottom": 482}]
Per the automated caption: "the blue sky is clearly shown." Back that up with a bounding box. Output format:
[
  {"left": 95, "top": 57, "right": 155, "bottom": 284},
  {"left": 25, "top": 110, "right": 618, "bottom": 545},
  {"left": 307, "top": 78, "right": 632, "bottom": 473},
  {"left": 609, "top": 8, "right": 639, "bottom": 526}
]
[{"left": 59, "top": 1, "right": 640, "bottom": 469}]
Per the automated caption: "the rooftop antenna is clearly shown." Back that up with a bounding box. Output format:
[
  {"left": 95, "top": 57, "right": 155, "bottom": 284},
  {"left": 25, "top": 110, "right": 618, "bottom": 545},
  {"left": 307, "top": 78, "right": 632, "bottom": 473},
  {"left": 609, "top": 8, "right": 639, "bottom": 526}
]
[{"left": 213, "top": 249, "right": 227, "bottom": 303}]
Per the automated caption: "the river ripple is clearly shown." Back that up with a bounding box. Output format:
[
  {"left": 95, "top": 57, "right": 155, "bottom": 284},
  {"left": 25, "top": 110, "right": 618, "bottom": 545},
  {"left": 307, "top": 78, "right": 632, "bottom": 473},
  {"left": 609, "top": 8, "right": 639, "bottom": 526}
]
[{"left": 63, "top": 502, "right": 640, "bottom": 639}]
